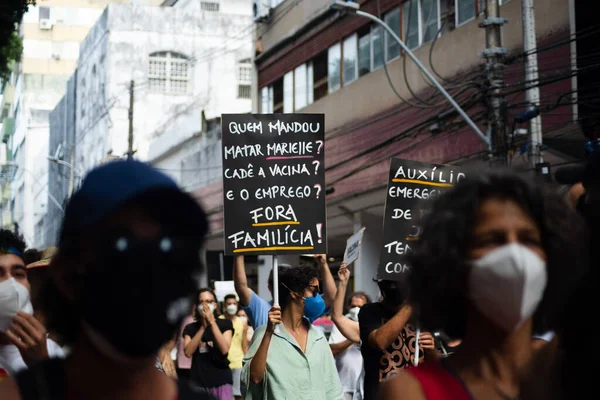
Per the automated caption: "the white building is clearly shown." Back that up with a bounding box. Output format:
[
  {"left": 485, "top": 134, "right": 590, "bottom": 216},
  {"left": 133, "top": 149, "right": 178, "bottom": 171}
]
[
  {"left": 1, "top": 0, "right": 163, "bottom": 248},
  {"left": 46, "top": 1, "right": 252, "bottom": 243}
]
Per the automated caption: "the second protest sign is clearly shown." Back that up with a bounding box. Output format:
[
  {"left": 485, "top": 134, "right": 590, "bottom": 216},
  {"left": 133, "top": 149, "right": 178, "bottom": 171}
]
[
  {"left": 378, "top": 158, "right": 467, "bottom": 281},
  {"left": 221, "top": 114, "right": 326, "bottom": 256}
]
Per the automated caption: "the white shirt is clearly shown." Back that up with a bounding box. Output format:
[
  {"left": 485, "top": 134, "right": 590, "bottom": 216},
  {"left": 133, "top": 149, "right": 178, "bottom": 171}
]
[
  {"left": 329, "top": 321, "right": 363, "bottom": 394},
  {"left": 0, "top": 338, "right": 65, "bottom": 376}
]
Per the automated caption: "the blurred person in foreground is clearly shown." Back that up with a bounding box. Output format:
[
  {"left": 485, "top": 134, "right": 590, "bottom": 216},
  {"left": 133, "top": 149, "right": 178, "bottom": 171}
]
[
  {"left": 0, "top": 160, "right": 214, "bottom": 399},
  {"left": 380, "top": 171, "right": 587, "bottom": 400},
  {"left": 241, "top": 264, "right": 343, "bottom": 399},
  {"left": 0, "top": 233, "right": 64, "bottom": 380}
]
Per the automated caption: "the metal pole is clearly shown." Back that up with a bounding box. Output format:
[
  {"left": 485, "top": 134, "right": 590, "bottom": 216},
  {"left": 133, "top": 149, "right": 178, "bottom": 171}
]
[
  {"left": 272, "top": 255, "right": 279, "bottom": 306},
  {"left": 67, "top": 149, "right": 76, "bottom": 197},
  {"left": 522, "top": 0, "right": 543, "bottom": 166},
  {"left": 481, "top": 0, "right": 508, "bottom": 165},
  {"left": 355, "top": 10, "right": 490, "bottom": 148},
  {"left": 127, "top": 80, "right": 134, "bottom": 160},
  {"left": 219, "top": 252, "right": 225, "bottom": 281}
]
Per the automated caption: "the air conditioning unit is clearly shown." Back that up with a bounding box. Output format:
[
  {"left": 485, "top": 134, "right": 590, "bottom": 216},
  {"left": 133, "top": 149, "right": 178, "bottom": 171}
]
[
  {"left": 253, "top": 0, "right": 270, "bottom": 22},
  {"left": 39, "top": 19, "right": 53, "bottom": 30}
]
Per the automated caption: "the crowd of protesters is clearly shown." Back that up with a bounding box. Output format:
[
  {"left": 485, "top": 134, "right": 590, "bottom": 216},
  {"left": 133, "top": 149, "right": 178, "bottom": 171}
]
[{"left": 0, "top": 155, "right": 595, "bottom": 399}]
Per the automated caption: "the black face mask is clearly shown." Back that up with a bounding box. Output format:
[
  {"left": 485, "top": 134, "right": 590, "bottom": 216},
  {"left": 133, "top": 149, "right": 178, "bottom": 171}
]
[{"left": 80, "top": 233, "right": 201, "bottom": 359}]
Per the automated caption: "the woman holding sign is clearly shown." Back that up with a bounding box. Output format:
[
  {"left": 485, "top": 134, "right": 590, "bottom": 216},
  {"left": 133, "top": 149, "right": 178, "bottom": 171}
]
[
  {"left": 379, "top": 171, "right": 586, "bottom": 400},
  {"left": 241, "top": 264, "right": 343, "bottom": 399}
]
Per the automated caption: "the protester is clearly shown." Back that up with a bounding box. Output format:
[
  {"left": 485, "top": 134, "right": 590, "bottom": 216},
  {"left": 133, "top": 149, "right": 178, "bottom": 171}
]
[
  {"left": 21, "top": 250, "right": 41, "bottom": 267},
  {"left": 0, "top": 160, "right": 214, "bottom": 399},
  {"left": 359, "top": 276, "right": 436, "bottom": 400},
  {"left": 233, "top": 254, "right": 336, "bottom": 328},
  {"left": 330, "top": 263, "right": 370, "bottom": 400},
  {"left": 379, "top": 171, "right": 586, "bottom": 400},
  {"left": 0, "top": 231, "right": 63, "bottom": 379},
  {"left": 241, "top": 264, "right": 343, "bottom": 399},
  {"left": 175, "top": 309, "right": 194, "bottom": 380},
  {"left": 25, "top": 247, "right": 56, "bottom": 325},
  {"left": 236, "top": 309, "right": 254, "bottom": 343},
  {"left": 184, "top": 288, "right": 233, "bottom": 399},
  {"left": 220, "top": 293, "right": 248, "bottom": 400}
]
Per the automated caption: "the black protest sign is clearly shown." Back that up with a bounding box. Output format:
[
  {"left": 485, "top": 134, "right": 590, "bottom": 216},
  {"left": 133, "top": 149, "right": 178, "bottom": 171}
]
[
  {"left": 221, "top": 114, "right": 326, "bottom": 256},
  {"left": 378, "top": 158, "right": 467, "bottom": 281}
]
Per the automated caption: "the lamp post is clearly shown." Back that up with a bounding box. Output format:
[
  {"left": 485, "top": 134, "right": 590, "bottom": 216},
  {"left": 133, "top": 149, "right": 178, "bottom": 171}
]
[
  {"left": 3, "top": 161, "right": 64, "bottom": 213},
  {"left": 47, "top": 156, "right": 83, "bottom": 197},
  {"left": 330, "top": 0, "right": 490, "bottom": 149}
]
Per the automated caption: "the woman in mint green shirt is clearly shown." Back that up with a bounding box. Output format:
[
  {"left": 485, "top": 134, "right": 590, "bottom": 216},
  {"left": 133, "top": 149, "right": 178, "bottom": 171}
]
[{"left": 241, "top": 265, "right": 343, "bottom": 400}]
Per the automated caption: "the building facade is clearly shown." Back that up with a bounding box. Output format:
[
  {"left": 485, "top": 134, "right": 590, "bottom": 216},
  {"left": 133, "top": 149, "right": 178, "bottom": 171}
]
[
  {"left": 193, "top": 0, "right": 579, "bottom": 300},
  {"left": 45, "top": 1, "right": 253, "bottom": 245},
  {"left": 0, "top": 0, "right": 162, "bottom": 247}
]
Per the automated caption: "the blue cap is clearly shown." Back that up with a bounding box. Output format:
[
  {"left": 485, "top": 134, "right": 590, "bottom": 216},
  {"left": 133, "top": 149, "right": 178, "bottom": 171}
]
[{"left": 59, "top": 160, "right": 207, "bottom": 242}]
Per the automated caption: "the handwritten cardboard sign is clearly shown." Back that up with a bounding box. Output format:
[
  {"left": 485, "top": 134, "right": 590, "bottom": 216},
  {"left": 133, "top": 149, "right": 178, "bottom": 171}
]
[
  {"left": 343, "top": 227, "right": 365, "bottom": 265},
  {"left": 221, "top": 114, "right": 327, "bottom": 255},
  {"left": 378, "top": 158, "right": 467, "bottom": 281}
]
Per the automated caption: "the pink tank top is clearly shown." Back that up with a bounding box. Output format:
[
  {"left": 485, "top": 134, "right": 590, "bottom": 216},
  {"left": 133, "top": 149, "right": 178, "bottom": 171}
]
[{"left": 406, "top": 360, "right": 473, "bottom": 400}]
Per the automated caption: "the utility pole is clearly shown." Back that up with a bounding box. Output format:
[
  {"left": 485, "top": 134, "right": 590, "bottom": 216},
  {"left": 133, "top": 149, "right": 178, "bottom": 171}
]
[
  {"left": 481, "top": 0, "right": 508, "bottom": 165},
  {"left": 67, "top": 146, "right": 75, "bottom": 197},
  {"left": 522, "top": 0, "right": 544, "bottom": 170},
  {"left": 127, "top": 80, "right": 134, "bottom": 160}
]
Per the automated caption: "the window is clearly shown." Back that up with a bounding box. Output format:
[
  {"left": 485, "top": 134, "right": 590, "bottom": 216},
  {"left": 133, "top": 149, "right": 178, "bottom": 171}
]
[
  {"left": 238, "top": 85, "right": 251, "bottom": 99},
  {"left": 343, "top": 35, "right": 358, "bottom": 85},
  {"left": 294, "top": 63, "right": 314, "bottom": 111},
  {"left": 201, "top": 1, "right": 220, "bottom": 11},
  {"left": 358, "top": 30, "right": 371, "bottom": 77},
  {"left": 238, "top": 60, "right": 252, "bottom": 83},
  {"left": 456, "top": 0, "right": 476, "bottom": 26},
  {"left": 371, "top": 26, "right": 384, "bottom": 70},
  {"left": 283, "top": 71, "right": 293, "bottom": 113},
  {"left": 261, "top": 86, "right": 273, "bottom": 113},
  {"left": 148, "top": 51, "right": 190, "bottom": 94},
  {"left": 384, "top": 9, "right": 400, "bottom": 61},
  {"left": 39, "top": 6, "right": 50, "bottom": 21},
  {"left": 328, "top": 43, "right": 341, "bottom": 93},
  {"left": 403, "top": 0, "right": 440, "bottom": 49},
  {"left": 312, "top": 51, "right": 328, "bottom": 102}
]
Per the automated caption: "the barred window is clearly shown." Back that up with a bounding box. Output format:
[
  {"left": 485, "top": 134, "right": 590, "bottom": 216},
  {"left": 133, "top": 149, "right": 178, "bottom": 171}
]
[
  {"left": 238, "top": 84, "right": 251, "bottom": 99},
  {"left": 148, "top": 51, "right": 190, "bottom": 94},
  {"left": 238, "top": 59, "right": 252, "bottom": 83},
  {"left": 201, "top": 2, "right": 220, "bottom": 12}
]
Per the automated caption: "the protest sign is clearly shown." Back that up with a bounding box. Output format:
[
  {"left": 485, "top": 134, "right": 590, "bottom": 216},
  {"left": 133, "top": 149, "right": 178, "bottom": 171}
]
[
  {"left": 221, "top": 114, "right": 327, "bottom": 256},
  {"left": 214, "top": 281, "right": 236, "bottom": 302},
  {"left": 378, "top": 158, "right": 467, "bottom": 281},
  {"left": 343, "top": 227, "right": 365, "bottom": 265}
]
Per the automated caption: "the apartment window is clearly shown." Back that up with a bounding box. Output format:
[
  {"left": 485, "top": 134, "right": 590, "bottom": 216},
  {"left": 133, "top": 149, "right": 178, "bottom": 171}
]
[
  {"left": 384, "top": 9, "right": 400, "bottom": 62},
  {"left": 358, "top": 29, "right": 371, "bottom": 77},
  {"left": 148, "top": 51, "right": 190, "bottom": 94},
  {"left": 261, "top": 86, "right": 273, "bottom": 113},
  {"left": 201, "top": 1, "right": 220, "bottom": 11},
  {"left": 39, "top": 6, "right": 50, "bottom": 21},
  {"left": 294, "top": 63, "right": 314, "bottom": 111},
  {"left": 328, "top": 43, "right": 341, "bottom": 93},
  {"left": 238, "top": 59, "right": 252, "bottom": 82},
  {"left": 238, "top": 85, "right": 251, "bottom": 99},
  {"left": 456, "top": 0, "right": 476, "bottom": 26},
  {"left": 312, "top": 52, "right": 328, "bottom": 102},
  {"left": 272, "top": 78, "right": 284, "bottom": 113},
  {"left": 404, "top": 0, "right": 440, "bottom": 49},
  {"left": 343, "top": 35, "right": 358, "bottom": 85},
  {"left": 283, "top": 71, "right": 293, "bottom": 113},
  {"left": 371, "top": 26, "right": 384, "bottom": 70}
]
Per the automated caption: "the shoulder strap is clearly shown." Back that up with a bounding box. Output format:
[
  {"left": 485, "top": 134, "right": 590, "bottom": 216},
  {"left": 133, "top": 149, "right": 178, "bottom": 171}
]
[
  {"left": 407, "top": 361, "right": 472, "bottom": 400},
  {"left": 15, "top": 359, "right": 67, "bottom": 400}
]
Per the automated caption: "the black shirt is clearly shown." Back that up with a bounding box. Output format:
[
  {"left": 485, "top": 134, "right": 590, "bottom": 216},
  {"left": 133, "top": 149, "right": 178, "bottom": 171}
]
[
  {"left": 183, "top": 319, "right": 233, "bottom": 388},
  {"left": 358, "top": 302, "right": 423, "bottom": 400}
]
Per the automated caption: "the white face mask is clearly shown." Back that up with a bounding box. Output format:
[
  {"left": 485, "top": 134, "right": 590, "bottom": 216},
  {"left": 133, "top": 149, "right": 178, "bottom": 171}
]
[
  {"left": 226, "top": 304, "right": 238, "bottom": 316},
  {"left": 0, "top": 278, "right": 34, "bottom": 332},
  {"left": 469, "top": 243, "right": 547, "bottom": 332},
  {"left": 347, "top": 306, "right": 361, "bottom": 322},
  {"left": 198, "top": 303, "right": 215, "bottom": 314}
]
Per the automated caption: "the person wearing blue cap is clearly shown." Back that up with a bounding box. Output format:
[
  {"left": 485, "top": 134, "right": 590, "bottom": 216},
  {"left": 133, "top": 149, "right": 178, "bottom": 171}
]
[{"left": 0, "top": 160, "right": 215, "bottom": 400}]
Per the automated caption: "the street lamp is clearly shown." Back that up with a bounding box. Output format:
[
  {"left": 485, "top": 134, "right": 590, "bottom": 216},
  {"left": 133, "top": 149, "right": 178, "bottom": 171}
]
[
  {"left": 3, "top": 161, "right": 64, "bottom": 213},
  {"left": 47, "top": 156, "right": 83, "bottom": 197},
  {"left": 330, "top": 0, "right": 490, "bottom": 149}
]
